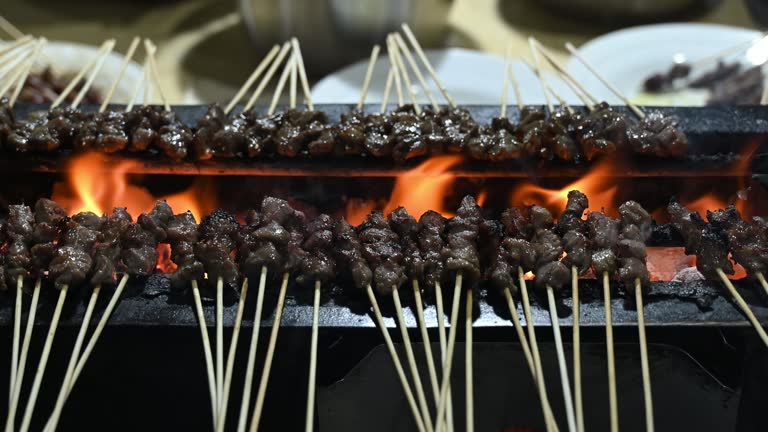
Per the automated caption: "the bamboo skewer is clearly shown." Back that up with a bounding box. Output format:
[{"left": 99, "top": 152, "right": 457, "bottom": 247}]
[
  {"left": 546, "top": 285, "right": 577, "bottom": 432},
  {"left": 144, "top": 39, "right": 170, "bottom": 112},
  {"left": 216, "top": 277, "right": 225, "bottom": 422},
  {"left": 0, "top": 15, "right": 25, "bottom": 39},
  {"left": 357, "top": 45, "right": 381, "bottom": 110},
  {"left": 237, "top": 267, "right": 268, "bottom": 432},
  {"left": 99, "top": 36, "right": 141, "bottom": 113},
  {"left": 289, "top": 45, "right": 298, "bottom": 110},
  {"left": 18, "top": 284, "right": 69, "bottom": 432},
  {"left": 392, "top": 287, "right": 433, "bottom": 432},
  {"left": 434, "top": 272, "right": 463, "bottom": 432},
  {"left": 125, "top": 59, "right": 147, "bottom": 112},
  {"left": 243, "top": 42, "right": 292, "bottom": 112},
  {"left": 412, "top": 281, "right": 441, "bottom": 419},
  {"left": 635, "top": 279, "right": 654, "bottom": 432},
  {"left": 716, "top": 269, "right": 768, "bottom": 347},
  {"left": 225, "top": 44, "right": 280, "bottom": 114},
  {"left": 390, "top": 40, "right": 404, "bottom": 107},
  {"left": 565, "top": 42, "right": 645, "bottom": 119},
  {"left": 192, "top": 279, "right": 218, "bottom": 428},
  {"left": 530, "top": 39, "right": 597, "bottom": 108},
  {"left": 268, "top": 49, "right": 296, "bottom": 115},
  {"left": 500, "top": 44, "right": 512, "bottom": 118},
  {"left": 0, "top": 43, "right": 34, "bottom": 85},
  {"left": 9, "top": 276, "right": 22, "bottom": 404},
  {"left": 389, "top": 34, "right": 420, "bottom": 113},
  {"left": 71, "top": 39, "right": 116, "bottom": 108},
  {"left": 51, "top": 39, "right": 112, "bottom": 109},
  {"left": 0, "top": 35, "right": 33, "bottom": 60},
  {"left": 247, "top": 273, "right": 290, "bottom": 432},
  {"left": 756, "top": 272, "right": 768, "bottom": 297},
  {"left": 393, "top": 33, "right": 439, "bottom": 110},
  {"left": 527, "top": 37, "right": 553, "bottom": 112},
  {"left": 465, "top": 289, "right": 474, "bottom": 432},
  {"left": 304, "top": 280, "right": 322, "bottom": 432},
  {"left": 8, "top": 37, "right": 46, "bottom": 107},
  {"left": 217, "top": 278, "right": 249, "bottom": 432},
  {"left": 519, "top": 268, "right": 558, "bottom": 432},
  {"left": 603, "top": 272, "right": 619, "bottom": 432},
  {"left": 401, "top": 23, "right": 455, "bottom": 108},
  {"left": 572, "top": 267, "right": 584, "bottom": 432},
  {"left": 434, "top": 282, "right": 455, "bottom": 432},
  {"left": 46, "top": 285, "right": 102, "bottom": 432},
  {"left": 290, "top": 38, "right": 313, "bottom": 110},
  {"left": 5, "top": 278, "right": 40, "bottom": 432},
  {"left": 379, "top": 68, "right": 395, "bottom": 114},
  {"left": 365, "top": 284, "right": 426, "bottom": 432}
]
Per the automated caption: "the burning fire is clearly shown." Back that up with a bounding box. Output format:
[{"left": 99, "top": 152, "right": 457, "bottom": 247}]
[
  {"left": 52, "top": 153, "right": 215, "bottom": 220},
  {"left": 510, "top": 159, "right": 618, "bottom": 216}
]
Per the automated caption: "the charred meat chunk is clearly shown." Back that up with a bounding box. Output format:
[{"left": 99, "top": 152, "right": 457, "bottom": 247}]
[
  {"left": 587, "top": 211, "right": 620, "bottom": 276},
  {"left": 296, "top": 214, "right": 336, "bottom": 286},
  {"left": 389, "top": 207, "right": 425, "bottom": 281},
  {"left": 91, "top": 208, "right": 132, "bottom": 286},
  {"left": 708, "top": 206, "right": 768, "bottom": 276},
  {"left": 418, "top": 210, "right": 447, "bottom": 292},
  {"left": 442, "top": 196, "right": 482, "bottom": 283},
  {"left": 195, "top": 209, "right": 240, "bottom": 290},
  {"left": 49, "top": 213, "right": 100, "bottom": 289},
  {"left": 668, "top": 201, "right": 733, "bottom": 279},
  {"left": 333, "top": 219, "right": 372, "bottom": 290},
  {"left": 166, "top": 211, "right": 204, "bottom": 291},
  {"left": 358, "top": 211, "right": 406, "bottom": 295}
]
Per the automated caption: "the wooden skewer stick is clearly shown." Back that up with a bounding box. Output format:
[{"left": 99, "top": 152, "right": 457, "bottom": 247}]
[
  {"left": 0, "top": 35, "right": 33, "bottom": 60},
  {"left": 635, "top": 279, "right": 654, "bottom": 432},
  {"left": 756, "top": 272, "right": 768, "bottom": 297},
  {"left": 304, "top": 280, "right": 322, "bottom": 432},
  {"left": 18, "top": 284, "right": 69, "bottom": 432},
  {"left": 546, "top": 285, "right": 577, "bottom": 432},
  {"left": 434, "top": 272, "right": 463, "bottom": 432},
  {"left": 379, "top": 67, "right": 395, "bottom": 114},
  {"left": 401, "top": 23, "right": 456, "bottom": 108},
  {"left": 217, "top": 278, "right": 249, "bottom": 432},
  {"left": 216, "top": 276, "right": 225, "bottom": 421},
  {"left": 71, "top": 39, "right": 116, "bottom": 108},
  {"left": 412, "top": 281, "right": 441, "bottom": 418},
  {"left": 99, "top": 36, "right": 141, "bottom": 113},
  {"left": 9, "top": 276, "right": 23, "bottom": 403},
  {"left": 502, "top": 287, "right": 558, "bottom": 428},
  {"left": 243, "top": 42, "right": 291, "bottom": 112},
  {"left": 392, "top": 287, "right": 433, "bottom": 432},
  {"left": 225, "top": 44, "right": 280, "bottom": 115},
  {"left": 0, "top": 15, "right": 25, "bottom": 39},
  {"left": 0, "top": 43, "right": 34, "bottom": 84},
  {"left": 125, "top": 58, "right": 147, "bottom": 112},
  {"left": 192, "top": 279, "right": 218, "bottom": 428},
  {"left": 501, "top": 43, "right": 512, "bottom": 118},
  {"left": 434, "top": 282, "right": 455, "bottom": 432},
  {"left": 51, "top": 39, "right": 113, "bottom": 109},
  {"left": 290, "top": 38, "right": 313, "bottom": 110},
  {"left": 761, "top": 84, "right": 768, "bottom": 106},
  {"left": 716, "top": 269, "right": 768, "bottom": 347},
  {"left": 8, "top": 37, "right": 46, "bottom": 107},
  {"left": 268, "top": 50, "right": 296, "bottom": 115},
  {"left": 529, "top": 39, "right": 597, "bottom": 108},
  {"left": 465, "top": 288, "right": 474, "bottom": 432},
  {"left": 572, "top": 267, "right": 584, "bottom": 432},
  {"left": 602, "top": 272, "right": 619, "bottom": 432},
  {"left": 388, "top": 34, "right": 420, "bottom": 113},
  {"left": 527, "top": 37, "right": 553, "bottom": 113},
  {"left": 519, "top": 268, "right": 559, "bottom": 432},
  {"left": 365, "top": 284, "right": 426, "bottom": 432},
  {"left": 247, "top": 272, "right": 290, "bottom": 432},
  {"left": 236, "top": 267, "right": 268, "bottom": 432},
  {"left": 357, "top": 44, "right": 381, "bottom": 110},
  {"left": 144, "top": 39, "right": 170, "bottom": 112},
  {"left": 143, "top": 55, "right": 152, "bottom": 106},
  {"left": 507, "top": 61, "right": 523, "bottom": 111},
  {"left": 5, "top": 278, "right": 39, "bottom": 432},
  {"left": 393, "top": 33, "right": 439, "bottom": 110},
  {"left": 565, "top": 42, "right": 645, "bottom": 119},
  {"left": 389, "top": 39, "right": 404, "bottom": 107},
  {"left": 289, "top": 44, "right": 298, "bottom": 110},
  {"left": 46, "top": 285, "right": 102, "bottom": 432}
]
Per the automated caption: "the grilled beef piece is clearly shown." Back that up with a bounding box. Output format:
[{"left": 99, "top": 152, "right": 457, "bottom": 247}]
[
  {"left": 191, "top": 104, "right": 226, "bottom": 160},
  {"left": 334, "top": 110, "right": 366, "bottom": 156},
  {"left": 501, "top": 207, "right": 533, "bottom": 240},
  {"left": 617, "top": 201, "right": 652, "bottom": 287},
  {"left": 465, "top": 118, "right": 523, "bottom": 161},
  {"left": 389, "top": 207, "right": 425, "bottom": 281},
  {"left": 562, "top": 231, "right": 590, "bottom": 274},
  {"left": 627, "top": 111, "right": 688, "bottom": 158},
  {"left": 271, "top": 110, "right": 334, "bottom": 157},
  {"left": 296, "top": 214, "right": 336, "bottom": 286},
  {"left": 156, "top": 111, "right": 192, "bottom": 160},
  {"left": 575, "top": 102, "right": 628, "bottom": 160},
  {"left": 556, "top": 190, "right": 588, "bottom": 235},
  {"left": 166, "top": 211, "right": 204, "bottom": 291},
  {"left": 708, "top": 206, "right": 768, "bottom": 276},
  {"left": 543, "top": 108, "right": 584, "bottom": 162},
  {"left": 75, "top": 111, "right": 129, "bottom": 153},
  {"left": 558, "top": 192, "right": 591, "bottom": 274},
  {"left": 389, "top": 107, "right": 428, "bottom": 161},
  {"left": 333, "top": 219, "right": 372, "bottom": 290},
  {"left": 29, "top": 199, "right": 67, "bottom": 276},
  {"left": 531, "top": 216, "right": 567, "bottom": 292},
  {"left": 362, "top": 113, "right": 392, "bottom": 157},
  {"left": 418, "top": 210, "right": 447, "bottom": 291},
  {"left": 121, "top": 209, "right": 160, "bottom": 277},
  {"left": 196, "top": 209, "right": 240, "bottom": 290},
  {"left": 212, "top": 114, "right": 248, "bottom": 158},
  {"left": 238, "top": 197, "right": 303, "bottom": 278},
  {"left": 6, "top": 111, "right": 48, "bottom": 153},
  {"left": 668, "top": 201, "right": 733, "bottom": 278},
  {"left": 535, "top": 261, "right": 570, "bottom": 291},
  {"left": 358, "top": 211, "right": 406, "bottom": 295},
  {"left": 259, "top": 196, "right": 307, "bottom": 274},
  {"left": 91, "top": 208, "right": 132, "bottom": 286},
  {"left": 587, "top": 211, "right": 620, "bottom": 276},
  {"left": 517, "top": 106, "right": 548, "bottom": 157},
  {"left": 443, "top": 196, "right": 482, "bottom": 283},
  {"left": 422, "top": 107, "right": 477, "bottom": 154},
  {"left": 4, "top": 205, "right": 35, "bottom": 286},
  {"left": 139, "top": 201, "right": 173, "bottom": 243},
  {"left": 49, "top": 213, "right": 101, "bottom": 289}
]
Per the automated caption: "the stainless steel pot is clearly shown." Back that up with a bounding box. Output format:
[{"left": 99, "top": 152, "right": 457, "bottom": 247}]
[{"left": 238, "top": 0, "right": 453, "bottom": 77}]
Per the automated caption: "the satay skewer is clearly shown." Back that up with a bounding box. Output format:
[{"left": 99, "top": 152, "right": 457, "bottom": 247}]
[
  {"left": 546, "top": 285, "right": 577, "bottom": 432},
  {"left": 71, "top": 39, "right": 116, "bottom": 108},
  {"left": 0, "top": 15, "right": 25, "bottom": 39},
  {"left": 389, "top": 34, "right": 420, "bottom": 113},
  {"left": 7, "top": 37, "right": 46, "bottom": 107},
  {"left": 191, "top": 279, "right": 218, "bottom": 428},
  {"left": 434, "top": 272, "right": 464, "bottom": 432},
  {"left": 289, "top": 43, "right": 298, "bottom": 110},
  {"left": 125, "top": 58, "right": 147, "bottom": 112},
  {"left": 529, "top": 39, "right": 597, "bottom": 108},
  {"left": 304, "top": 280, "right": 322, "bottom": 432},
  {"left": 4, "top": 278, "right": 40, "bottom": 432},
  {"left": 9, "top": 276, "right": 22, "bottom": 402},
  {"left": 389, "top": 39, "right": 404, "bottom": 107},
  {"left": 465, "top": 288, "right": 474, "bottom": 432},
  {"left": 0, "top": 34, "right": 33, "bottom": 59},
  {"left": 603, "top": 272, "right": 619, "bottom": 432},
  {"left": 572, "top": 267, "right": 584, "bottom": 432},
  {"left": 365, "top": 284, "right": 427, "bottom": 432},
  {"left": 217, "top": 278, "right": 249, "bottom": 432},
  {"left": 357, "top": 44, "right": 381, "bottom": 110},
  {"left": 215, "top": 277, "right": 225, "bottom": 421},
  {"left": 434, "top": 282, "right": 455, "bottom": 432},
  {"left": 290, "top": 38, "right": 313, "bottom": 110},
  {"left": 243, "top": 42, "right": 292, "bottom": 112},
  {"left": 17, "top": 284, "right": 69, "bottom": 432},
  {"left": 716, "top": 269, "right": 768, "bottom": 347},
  {"left": 500, "top": 43, "right": 512, "bottom": 118},
  {"left": 756, "top": 272, "right": 768, "bottom": 297},
  {"left": 392, "top": 286, "right": 434, "bottom": 432},
  {"left": 527, "top": 37, "right": 553, "bottom": 113},
  {"left": 634, "top": 279, "right": 654, "bottom": 432},
  {"left": 379, "top": 67, "right": 395, "bottom": 114},
  {"left": 236, "top": 267, "right": 269, "bottom": 432},
  {"left": 247, "top": 272, "right": 290, "bottom": 432},
  {"left": 144, "top": 39, "right": 170, "bottom": 112},
  {"left": 267, "top": 49, "right": 296, "bottom": 115},
  {"left": 393, "top": 33, "right": 439, "bottom": 110},
  {"left": 225, "top": 44, "right": 280, "bottom": 114},
  {"left": 0, "top": 42, "right": 35, "bottom": 83},
  {"left": 401, "top": 23, "right": 456, "bottom": 108},
  {"left": 411, "top": 280, "right": 443, "bottom": 426},
  {"left": 99, "top": 36, "right": 141, "bottom": 112},
  {"left": 50, "top": 39, "right": 113, "bottom": 109}
]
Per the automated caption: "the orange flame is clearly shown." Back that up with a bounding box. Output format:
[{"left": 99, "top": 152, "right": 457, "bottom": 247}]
[
  {"left": 52, "top": 153, "right": 215, "bottom": 220},
  {"left": 476, "top": 190, "right": 488, "bottom": 207},
  {"left": 383, "top": 155, "right": 463, "bottom": 217},
  {"left": 510, "top": 159, "right": 618, "bottom": 216},
  {"left": 682, "top": 193, "right": 728, "bottom": 218}
]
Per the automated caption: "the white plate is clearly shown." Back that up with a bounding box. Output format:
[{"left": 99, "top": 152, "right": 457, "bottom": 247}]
[
  {"left": 312, "top": 47, "right": 574, "bottom": 106},
  {"left": 565, "top": 23, "right": 764, "bottom": 106},
  {"left": 1, "top": 40, "right": 144, "bottom": 104}
]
